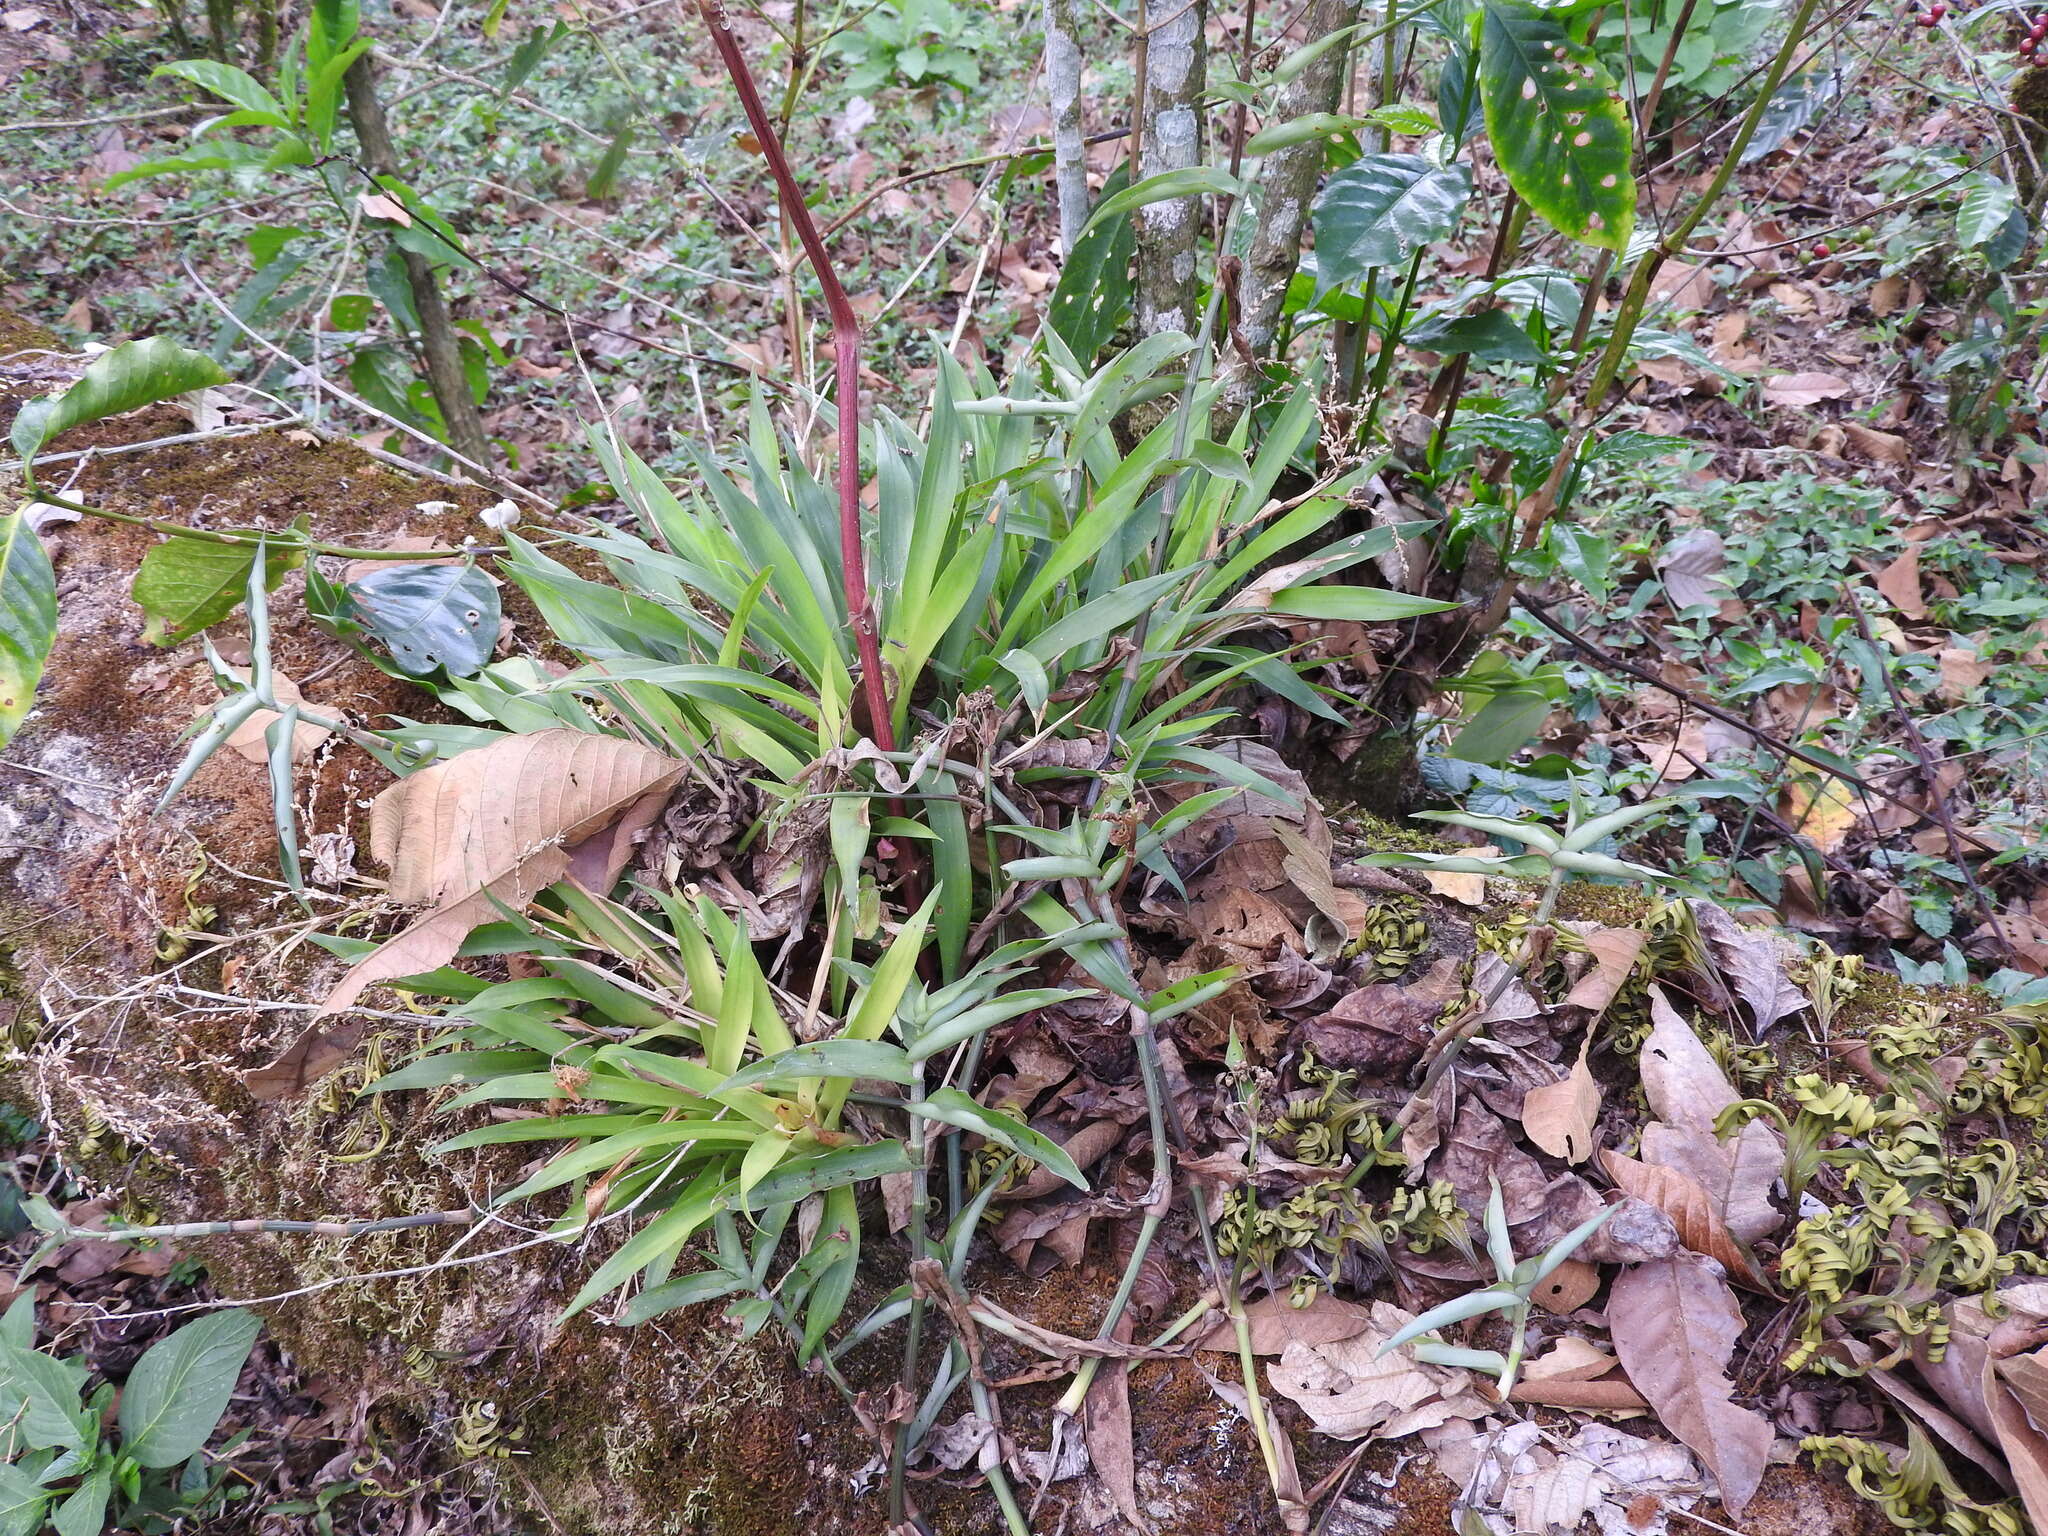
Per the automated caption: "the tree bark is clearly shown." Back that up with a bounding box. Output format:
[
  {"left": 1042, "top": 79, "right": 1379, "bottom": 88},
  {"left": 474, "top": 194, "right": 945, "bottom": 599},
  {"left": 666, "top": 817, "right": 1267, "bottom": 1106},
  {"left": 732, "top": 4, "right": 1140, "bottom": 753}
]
[
  {"left": 1134, "top": 0, "right": 1205, "bottom": 338},
  {"left": 1045, "top": 0, "right": 1090, "bottom": 253},
  {"left": 1218, "top": 0, "right": 1361, "bottom": 409},
  {"left": 342, "top": 55, "right": 495, "bottom": 474}
]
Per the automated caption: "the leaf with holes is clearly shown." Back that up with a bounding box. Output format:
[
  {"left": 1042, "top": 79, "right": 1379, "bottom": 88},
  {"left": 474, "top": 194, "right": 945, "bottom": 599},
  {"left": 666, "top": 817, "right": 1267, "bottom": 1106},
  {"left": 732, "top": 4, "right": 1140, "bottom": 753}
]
[
  {"left": 1312, "top": 154, "right": 1473, "bottom": 290},
  {"left": 347, "top": 563, "right": 501, "bottom": 676},
  {"left": 0, "top": 511, "right": 55, "bottom": 748},
  {"left": 1049, "top": 163, "right": 1136, "bottom": 365},
  {"left": 1477, "top": 0, "right": 1634, "bottom": 250}
]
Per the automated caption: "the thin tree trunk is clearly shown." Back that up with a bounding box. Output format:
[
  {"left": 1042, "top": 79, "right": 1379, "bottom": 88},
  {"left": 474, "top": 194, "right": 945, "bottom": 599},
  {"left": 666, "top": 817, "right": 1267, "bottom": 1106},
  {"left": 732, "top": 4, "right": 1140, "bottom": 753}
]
[
  {"left": 342, "top": 55, "right": 494, "bottom": 474},
  {"left": 1134, "top": 0, "right": 1205, "bottom": 337},
  {"left": 1220, "top": 0, "right": 1360, "bottom": 407},
  {"left": 1045, "top": 0, "right": 1090, "bottom": 252}
]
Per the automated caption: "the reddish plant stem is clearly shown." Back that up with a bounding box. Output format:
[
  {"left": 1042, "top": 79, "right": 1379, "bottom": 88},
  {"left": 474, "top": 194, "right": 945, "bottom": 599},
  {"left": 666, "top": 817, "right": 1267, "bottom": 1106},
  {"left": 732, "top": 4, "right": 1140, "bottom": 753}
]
[{"left": 694, "top": 0, "right": 895, "bottom": 753}]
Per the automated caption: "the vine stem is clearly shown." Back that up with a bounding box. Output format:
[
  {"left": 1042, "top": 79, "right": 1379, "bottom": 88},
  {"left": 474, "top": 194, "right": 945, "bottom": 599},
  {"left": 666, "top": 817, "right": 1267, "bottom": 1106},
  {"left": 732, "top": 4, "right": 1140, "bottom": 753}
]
[
  {"left": 26, "top": 490, "right": 507, "bottom": 561},
  {"left": 692, "top": 0, "right": 894, "bottom": 754}
]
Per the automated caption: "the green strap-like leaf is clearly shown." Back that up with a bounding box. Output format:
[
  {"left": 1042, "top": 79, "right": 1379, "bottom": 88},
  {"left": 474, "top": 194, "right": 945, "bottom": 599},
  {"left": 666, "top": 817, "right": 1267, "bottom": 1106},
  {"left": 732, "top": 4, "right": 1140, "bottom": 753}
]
[
  {"left": 1477, "top": 0, "right": 1635, "bottom": 251},
  {"left": 0, "top": 511, "right": 56, "bottom": 747},
  {"left": 1311, "top": 153, "right": 1473, "bottom": 290}
]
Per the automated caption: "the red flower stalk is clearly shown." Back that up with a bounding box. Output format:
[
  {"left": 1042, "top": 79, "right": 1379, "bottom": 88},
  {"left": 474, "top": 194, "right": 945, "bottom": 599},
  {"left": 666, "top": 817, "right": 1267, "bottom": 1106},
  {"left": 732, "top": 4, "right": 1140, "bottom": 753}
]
[{"left": 694, "top": 0, "right": 896, "bottom": 753}]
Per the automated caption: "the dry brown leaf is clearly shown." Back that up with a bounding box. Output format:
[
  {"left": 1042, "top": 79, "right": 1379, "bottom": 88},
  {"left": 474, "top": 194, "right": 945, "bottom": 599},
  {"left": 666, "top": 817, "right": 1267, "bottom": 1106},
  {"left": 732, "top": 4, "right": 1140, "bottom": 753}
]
[
  {"left": 1522, "top": 1038, "right": 1600, "bottom": 1164},
  {"left": 1565, "top": 928, "right": 1647, "bottom": 1014},
  {"left": 1525, "top": 1337, "right": 1621, "bottom": 1383},
  {"left": 1938, "top": 646, "right": 1994, "bottom": 702},
  {"left": 1608, "top": 1253, "right": 1773, "bottom": 1516},
  {"left": 1762, "top": 371, "right": 1850, "bottom": 407},
  {"left": 1507, "top": 1377, "right": 1651, "bottom": 1412},
  {"left": 223, "top": 669, "right": 334, "bottom": 765},
  {"left": 1638, "top": 987, "right": 1741, "bottom": 1134},
  {"left": 1999, "top": 1349, "right": 2048, "bottom": 1436},
  {"left": 1265, "top": 1302, "right": 1491, "bottom": 1440},
  {"left": 1425, "top": 868, "right": 1488, "bottom": 906},
  {"left": 1601, "top": 1149, "right": 1771, "bottom": 1292},
  {"left": 1989, "top": 1359, "right": 2048, "bottom": 1534},
  {"left": 1195, "top": 1292, "right": 1375, "bottom": 1354},
  {"left": 1870, "top": 275, "right": 1907, "bottom": 316},
  {"left": 1529, "top": 1258, "right": 1601, "bottom": 1315},
  {"left": 1082, "top": 1319, "right": 1144, "bottom": 1533},
  {"left": 1843, "top": 423, "right": 1910, "bottom": 465},
  {"left": 1688, "top": 898, "right": 1809, "bottom": 1034},
  {"left": 1877, "top": 546, "right": 1927, "bottom": 619},
  {"left": 1657, "top": 529, "right": 1732, "bottom": 613},
  {"left": 1639, "top": 1122, "right": 1783, "bottom": 1245},
  {"left": 329, "top": 732, "right": 681, "bottom": 1010},
  {"left": 356, "top": 191, "right": 412, "bottom": 225}
]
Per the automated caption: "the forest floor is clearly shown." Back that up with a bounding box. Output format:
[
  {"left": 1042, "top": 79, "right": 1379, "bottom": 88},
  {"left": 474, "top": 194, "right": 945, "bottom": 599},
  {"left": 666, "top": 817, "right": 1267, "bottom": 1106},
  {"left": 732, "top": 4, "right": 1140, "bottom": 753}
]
[{"left": 3, "top": 1, "right": 2048, "bottom": 1535}]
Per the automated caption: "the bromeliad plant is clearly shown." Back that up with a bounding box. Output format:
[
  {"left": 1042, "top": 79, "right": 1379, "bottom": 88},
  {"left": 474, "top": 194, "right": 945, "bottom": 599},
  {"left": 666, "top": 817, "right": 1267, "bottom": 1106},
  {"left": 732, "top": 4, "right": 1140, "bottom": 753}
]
[{"left": 1378, "top": 1175, "right": 1615, "bottom": 1398}]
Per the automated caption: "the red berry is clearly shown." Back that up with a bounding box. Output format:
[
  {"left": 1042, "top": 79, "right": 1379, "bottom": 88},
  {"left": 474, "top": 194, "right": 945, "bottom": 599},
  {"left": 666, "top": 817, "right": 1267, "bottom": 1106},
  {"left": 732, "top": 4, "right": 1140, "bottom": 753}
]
[
  {"left": 2024, "top": 34, "right": 2040, "bottom": 50},
  {"left": 1812, "top": 242, "right": 1833, "bottom": 258},
  {"left": 1915, "top": 10, "right": 1937, "bottom": 22}
]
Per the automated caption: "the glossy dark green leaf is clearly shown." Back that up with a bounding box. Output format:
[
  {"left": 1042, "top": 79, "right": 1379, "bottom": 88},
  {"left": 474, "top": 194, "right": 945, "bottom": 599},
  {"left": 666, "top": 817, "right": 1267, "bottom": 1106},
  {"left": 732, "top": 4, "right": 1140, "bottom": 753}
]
[
  {"left": 346, "top": 563, "right": 501, "bottom": 676},
  {"left": 1407, "top": 307, "right": 1547, "bottom": 365},
  {"left": 1478, "top": 0, "right": 1635, "bottom": 250},
  {"left": 1312, "top": 153, "right": 1473, "bottom": 289},
  {"left": 1048, "top": 164, "right": 1137, "bottom": 365}
]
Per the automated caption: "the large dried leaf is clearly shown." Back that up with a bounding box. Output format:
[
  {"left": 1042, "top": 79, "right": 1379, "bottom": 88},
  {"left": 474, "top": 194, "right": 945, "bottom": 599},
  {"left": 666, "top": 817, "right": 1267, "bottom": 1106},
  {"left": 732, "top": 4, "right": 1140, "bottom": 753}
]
[
  {"left": 1607, "top": 1254, "right": 1772, "bottom": 1516},
  {"left": 1989, "top": 1351, "right": 2048, "bottom": 1533},
  {"left": 1195, "top": 1292, "right": 1376, "bottom": 1355},
  {"left": 1601, "top": 1149, "right": 1771, "bottom": 1291},
  {"left": 1564, "top": 927, "right": 1646, "bottom": 1014},
  {"left": 1638, "top": 986, "right": 1741, "bottom": 1135},
  {"left": 1639, "top": 1122, "right": 1783, "bottom": 1245},
  {"left": 1082, "top": 1319, "right": 1144, "bottom": 1533},
  {"left": 1687, "top": 901, "right": 1808, "bottom": 1036},
  {"left": 1522, "top": 1038, "right": 1600, "bottom": 1163},
  {"left": 328, "top": 731, "right": 683, "bottom": 1013},
  {"left": 1266, "top": 1301, "right": 1492, "bottom": 1441}
]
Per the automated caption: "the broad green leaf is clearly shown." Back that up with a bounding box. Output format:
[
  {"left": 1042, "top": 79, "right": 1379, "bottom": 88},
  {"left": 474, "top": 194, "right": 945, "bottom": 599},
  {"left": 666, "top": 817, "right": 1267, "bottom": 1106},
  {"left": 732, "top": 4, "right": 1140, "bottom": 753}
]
[
  {"left": 0, "top": 1462, "right": 46, "bottom": 1536},
  {"left": 9, "top": 336, "right": 229, "bottom": 463},
  {"left": 1312, "top": 154, "right": 1472, "bottom": 288},
  {"left": 907, "top": 1088, "right": 1087, "bottom": 1190},
  {"left": 132, "top": 535, "right": 304, "bottom": 646},
  {"left": 720, "top": 1039, "right": 916, "bottom": 1092},
  {"left": 616, "top": 1267, "right": 748, "bottom": 1325},
  {"left": 1956, "top": 177, "right": 2018, "bottom": 251},
  {"left": 1478, "top": 0, "right": 1635, "bottom": 250},
  {"left": 49, "top": 1466, "right": 109, "bottom": 1536},
  {"left": 0, "top": 511, "right": 56, "bottom": 747},
  {"left": 118, "top": 1308, "right": 262, "bottom": 1466},
  {"left": 1244, "top": 112, "right": 1369, "bottom": 154},
  {"left": 0, "top": 1342, "right": 87, "bottom": 1451},
  {"left": 153, "top": 59, "right": 287, "bottom": 116},
  {"left": 1081, "top": 167, "right": 1242, "bottom": 234},
  {"left": 345, "top": 563, "right": 501, "bottom": 676}
]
